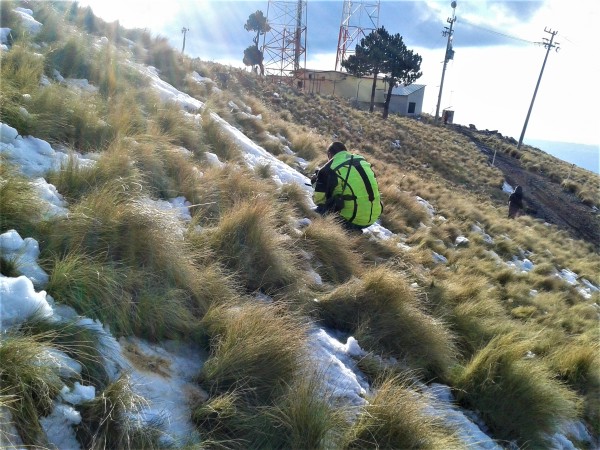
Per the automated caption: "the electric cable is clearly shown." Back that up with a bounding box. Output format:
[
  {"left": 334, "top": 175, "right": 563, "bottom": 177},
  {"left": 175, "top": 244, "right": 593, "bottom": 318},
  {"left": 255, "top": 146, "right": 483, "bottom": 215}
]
[{"left": 457, "top": 17, "right": 537, "bottom": 45}]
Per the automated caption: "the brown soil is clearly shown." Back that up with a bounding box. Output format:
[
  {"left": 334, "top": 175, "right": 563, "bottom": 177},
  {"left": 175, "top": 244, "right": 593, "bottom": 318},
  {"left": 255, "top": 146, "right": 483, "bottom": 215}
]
[{"left": 456, "top": 126, "right": 600, "bottom": 251}]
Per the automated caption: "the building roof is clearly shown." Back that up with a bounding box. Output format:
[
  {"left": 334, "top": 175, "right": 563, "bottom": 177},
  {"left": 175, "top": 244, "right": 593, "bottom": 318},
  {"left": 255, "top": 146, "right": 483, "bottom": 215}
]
[{"left": 391, "top": 84, "right": 425, "bottom": 96}]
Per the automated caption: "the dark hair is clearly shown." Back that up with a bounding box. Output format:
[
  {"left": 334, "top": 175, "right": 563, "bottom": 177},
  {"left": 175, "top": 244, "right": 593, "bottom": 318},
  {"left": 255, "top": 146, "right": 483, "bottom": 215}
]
[{"left": 327, "top": 141, "right": 347, "bottom": 155}]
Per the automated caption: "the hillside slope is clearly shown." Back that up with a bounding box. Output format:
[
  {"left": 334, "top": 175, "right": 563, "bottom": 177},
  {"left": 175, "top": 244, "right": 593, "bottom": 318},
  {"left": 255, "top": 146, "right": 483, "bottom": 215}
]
[
  {"left": 1, "top": 2, "right": 599, "bottom": 449},
  {"left": 456, "top": 125, "right": 600, "bottom": 248}
]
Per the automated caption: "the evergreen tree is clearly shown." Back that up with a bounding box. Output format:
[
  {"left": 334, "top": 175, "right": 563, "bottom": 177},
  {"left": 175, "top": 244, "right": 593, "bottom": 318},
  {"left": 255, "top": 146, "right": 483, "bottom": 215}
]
[
  {"left": 243, "top": 10, "right": 270, "bottom": 75},
  {"left": 342, "top": 27, "right": 390, "bottom": 113},
  {"left": 381, "top": 33, "right": 422, "bottom": 119}
]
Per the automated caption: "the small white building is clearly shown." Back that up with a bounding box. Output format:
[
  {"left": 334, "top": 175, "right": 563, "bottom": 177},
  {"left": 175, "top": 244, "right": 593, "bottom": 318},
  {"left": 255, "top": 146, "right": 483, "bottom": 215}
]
[
  {"left": 388, "top": 83, "right": 425, "bottom": 116},
  {"left": 296, "top": 69, "right": 425, "bottom": 117}
]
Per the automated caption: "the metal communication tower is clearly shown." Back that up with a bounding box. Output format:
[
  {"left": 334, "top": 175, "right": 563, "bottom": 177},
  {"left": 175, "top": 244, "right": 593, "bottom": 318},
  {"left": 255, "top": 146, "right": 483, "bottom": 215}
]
[
  {"left": 335, "top": 0, "right": 380, "bottom": 71},
  {"left": 262, "top": 0, "right": 307, "bottom": 82}
]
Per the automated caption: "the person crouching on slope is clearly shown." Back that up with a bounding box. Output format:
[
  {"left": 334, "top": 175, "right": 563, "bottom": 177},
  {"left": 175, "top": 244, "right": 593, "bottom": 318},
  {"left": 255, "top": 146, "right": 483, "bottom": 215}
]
[
  {"left": 311, "top": 141, "right": 383, "bottom": 231},
  {"left": 508, "top": 185, "right": 524, "bottom": 219}
]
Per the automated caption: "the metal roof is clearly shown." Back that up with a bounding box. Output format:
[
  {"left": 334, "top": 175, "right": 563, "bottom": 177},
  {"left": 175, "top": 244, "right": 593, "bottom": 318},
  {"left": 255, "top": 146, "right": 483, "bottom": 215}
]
[{"left": 391, "top": 84, "right": 426, "bottom": 96}]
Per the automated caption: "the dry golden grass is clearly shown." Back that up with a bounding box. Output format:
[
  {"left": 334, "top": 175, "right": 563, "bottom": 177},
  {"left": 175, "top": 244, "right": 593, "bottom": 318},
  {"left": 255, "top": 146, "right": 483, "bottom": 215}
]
[
  {"left": 188, "top": 165, "right": 273, "bottom": 225},
  {"left": 454, "top": 332, "right": 582, "bottom": 448},
  {"left": 2, "top": 11, "right": 599, "bottom": 446},
  {"left": 199, "top": 301, "right": 308, "bottom": 402},
  {"left": 299, "top": 216, "right": 362, "bottom": 284},
  {"left": 316, "top": 266, "right": 457, "bottom": 380},
  {"left": 197, "top": 199, "right": 304, "bottom": 295},
  {"left": 0, "top": 162, "right": 45, "bottom": 236},
  {"left": 344, "top": 375, "right": 464, "bottom": 449}
]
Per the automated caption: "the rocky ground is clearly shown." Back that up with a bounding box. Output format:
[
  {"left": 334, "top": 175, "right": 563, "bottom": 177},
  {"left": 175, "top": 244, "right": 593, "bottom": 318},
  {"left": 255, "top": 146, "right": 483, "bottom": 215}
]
[{"left": 457, "top": 126, "right": 600, "bottom": 251}]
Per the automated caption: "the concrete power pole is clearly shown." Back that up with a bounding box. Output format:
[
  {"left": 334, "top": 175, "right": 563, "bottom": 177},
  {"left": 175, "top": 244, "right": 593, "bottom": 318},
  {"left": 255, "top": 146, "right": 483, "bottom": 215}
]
[
  {"left": 517, "top": 28, "right": 559, "bottom": 149},
  {"left": 181, "top": 27, "right": 189, "bottom": 54},
  {"left": 435, "top": 1, "right": 457, "bottom": 123}
]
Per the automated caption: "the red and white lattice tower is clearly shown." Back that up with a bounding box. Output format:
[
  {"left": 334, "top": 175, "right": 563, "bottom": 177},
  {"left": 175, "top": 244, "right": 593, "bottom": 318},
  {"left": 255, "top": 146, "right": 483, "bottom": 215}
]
[
  {"left": 335, "top": 0, "right": 380, "bottom": 71},
  {"left": 262, "top": 0, "right": 307, "bottom": 83}
]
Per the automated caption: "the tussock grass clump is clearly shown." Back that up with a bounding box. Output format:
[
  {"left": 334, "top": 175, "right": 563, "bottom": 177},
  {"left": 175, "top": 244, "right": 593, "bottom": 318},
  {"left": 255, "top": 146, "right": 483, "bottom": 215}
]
[
  {"left": 88, "top": 45, "right": 138, "bottom": 99},
  {"left": 46, "top": 35, "right": 93, "bottom": 79},
  {"left": 0, "top": 163, "right": 45, "bottom": 235},
  {"left": 105, "top": 91, "right": 150, "bottom": 138},
  {"left": 194, "top": 372, "right": 348, "bottom": 449},
  {"left": 277, "top": 182, "right": 315, "bottom": 219},
  {"left": 46, "top": 154, "right": 105, "bottom": 202},
  {"left": 425, "top": 272, "right": 512, "bottom": 356},
  {"left": 192, "top": 390, "right": 252, "bottom": 447},
  {"left": 259, "top": 134, "right": 285, "bottom": 156},
  {"left": 144, "top": 36, "right": 188, "bottom": 88},
  {"left": 20, "top": 317, "right": 110, "bottom": 389},
  {"left": 0, "top": 255, "right": 20, "bottom": 278},
  {"left": 161, "top": 148, "right": 206, "bottom": 204},
  {"left": 199, "top": 302, "right": 308, "bottom": 403},
  {"left": 148, "top": 101, "right": 203, "bottom": 151},
  {"left": 254, "top": 162, "right": 272, "bottom": 179},
  {"left": 30, "top": 2, "right": 66, "bottom": 44},
  {"left": 202, "top": 112, "right": 242, "bottom": 162},
  {"left": 0, "top": 332, "right": 64, "bottom": 446},
  {"left": 127, "top": 139, "right": 177, "bottom": 198},
  {"left": 316, "top": 267, "right": 457, "bottom": 380},
  {"left": 0, "top": 45, "right": 45, "bottom": 135},
  {"left": 344, "top": 375, "right": 463, "bottom": 449},
  {"left": 300, "top": 216, "right": 362, "bottom": 284},
  {"left": 45, "top": 181, "right": 196, "bottom": 281},
  {"left": 291, "top": 133, "right": 322, "bottom": 161},
  {"left": 440, "top": 269, "right": 491, "bottom": 304},
  {"left": 46, "top": 250, "right": 201, "bottom": 342},
  {"left": 77, "top": 374, "right": 161, "bottom": 450},
  {"left": 549, "top": 341, "right": 600, "bottom": 433},
  {"left": 264, "top": 373, "right": 347, "bottom": 449},
  {"left": 551, "top": 303, "right": 600, "bottom": 336},
  {"left": 378, "top": 185, "right": 431, "bottom": 232},
  {"left": 43, "top": 250, "right": 132, "bottom": 335},
  {"left": 28, "top": 84, "right": 113, "bottom": 151},
  {"left": 200, "top": 199, "right": 303, "bottom": 294},
  {"left": 233, "top": 111, "right": 266, "bottom": 139},
  {"left": 454, "top": 333, "right": 581, "bottom": 447},
  {"left": 42, "top": 181, "right": 220, "bottom": 322},
  {"left": 190, "top": 165, "right": 273, "bottom": 224},
  {"left": 194, "top": 314, "right": 343, "bottom": 448},
  {"left": 131, "top": 282, "right": 199, "bottom": 341},
  {"left": 549, "top": 341, "right": 600, "bottom": 389}
]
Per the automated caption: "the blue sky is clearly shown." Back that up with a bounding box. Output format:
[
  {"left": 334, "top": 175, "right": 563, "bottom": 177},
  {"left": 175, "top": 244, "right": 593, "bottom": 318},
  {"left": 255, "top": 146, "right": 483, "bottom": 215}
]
[{"left": 79, "top": 0, "right": 599, "bottom": 148}]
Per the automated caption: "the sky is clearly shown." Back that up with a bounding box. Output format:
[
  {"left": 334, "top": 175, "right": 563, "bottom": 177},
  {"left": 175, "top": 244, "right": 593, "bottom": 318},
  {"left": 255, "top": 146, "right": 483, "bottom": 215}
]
[
  {"left": 75, "top": 0, "right": 600, "bottom": 149},
  {"left": 1, "top": 8, "right": 598, "bottom": 447}
]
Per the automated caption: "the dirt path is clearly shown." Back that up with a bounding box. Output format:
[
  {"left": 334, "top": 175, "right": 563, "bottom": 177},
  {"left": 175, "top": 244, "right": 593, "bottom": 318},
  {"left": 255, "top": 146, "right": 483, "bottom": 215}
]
[{"left": 456, "top": 126, "right": 600, "bottom": 250}]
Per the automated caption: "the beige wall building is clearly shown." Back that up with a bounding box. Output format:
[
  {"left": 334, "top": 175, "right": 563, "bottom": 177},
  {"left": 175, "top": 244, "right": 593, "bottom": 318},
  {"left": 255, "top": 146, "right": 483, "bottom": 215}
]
[{"left": 296, "top": 69, "right": 425, "bottom": 116}]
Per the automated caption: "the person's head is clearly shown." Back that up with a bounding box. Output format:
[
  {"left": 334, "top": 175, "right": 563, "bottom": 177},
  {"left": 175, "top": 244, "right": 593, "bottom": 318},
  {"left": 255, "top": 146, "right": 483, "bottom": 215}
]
[
  {"left": 515, "top": 185, "right": 522, "bottom": 195},
  {"left": 327, "top": 141, "right": 347, "bottom": 159}
]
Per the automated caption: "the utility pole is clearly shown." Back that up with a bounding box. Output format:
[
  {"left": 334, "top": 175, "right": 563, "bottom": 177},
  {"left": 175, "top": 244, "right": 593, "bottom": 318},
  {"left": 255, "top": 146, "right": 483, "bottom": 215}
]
[
  {"left": 517, "top": 28, "right": 559, "bottom": 149},
  {"left": 181, "top": 27, "right": 189, "bottom": 54},
  {"left": 435, "top": 1, "right": 457, "bottom": 123}
]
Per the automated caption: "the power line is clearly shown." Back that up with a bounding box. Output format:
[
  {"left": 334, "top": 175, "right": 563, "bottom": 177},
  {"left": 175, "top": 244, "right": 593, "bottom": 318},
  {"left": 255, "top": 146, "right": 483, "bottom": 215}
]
[{"left": 457, "top": 17, "right": 536, "bottom": 45}]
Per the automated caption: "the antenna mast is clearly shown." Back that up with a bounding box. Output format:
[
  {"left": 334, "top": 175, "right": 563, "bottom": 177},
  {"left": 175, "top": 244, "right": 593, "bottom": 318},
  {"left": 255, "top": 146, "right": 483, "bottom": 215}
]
[
  {"left": 262, "top": 0, "right": 307, "bottom": 83},
  {"left": 335, "top": 0, "right": 380, "bottom": 71}
]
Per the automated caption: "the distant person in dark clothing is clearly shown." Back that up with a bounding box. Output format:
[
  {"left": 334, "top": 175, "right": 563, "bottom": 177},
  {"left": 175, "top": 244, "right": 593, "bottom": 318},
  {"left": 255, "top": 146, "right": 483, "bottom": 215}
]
[{"left": 508, "top": 185, "right": 524, "bottom": 219}]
